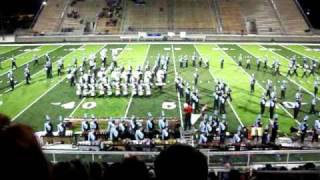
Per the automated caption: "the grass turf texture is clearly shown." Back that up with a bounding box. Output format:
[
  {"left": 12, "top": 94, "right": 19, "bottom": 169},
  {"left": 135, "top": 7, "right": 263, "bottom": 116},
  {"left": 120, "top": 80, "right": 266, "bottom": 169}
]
[
  {"left": 0, "top": 43, "right": 319, "bottom": 135},
  {"left": 0, "top": 46, "right": 21, "bottom": 56}
]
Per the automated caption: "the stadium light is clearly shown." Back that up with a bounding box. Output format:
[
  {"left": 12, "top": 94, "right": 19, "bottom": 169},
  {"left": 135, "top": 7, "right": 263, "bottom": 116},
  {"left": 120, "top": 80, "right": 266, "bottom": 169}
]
[{"left": 42, "top": 1, "right": 47, "bottom": 6}]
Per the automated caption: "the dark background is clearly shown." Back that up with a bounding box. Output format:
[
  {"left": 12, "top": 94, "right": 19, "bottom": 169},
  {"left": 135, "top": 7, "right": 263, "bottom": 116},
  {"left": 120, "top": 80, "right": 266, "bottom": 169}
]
[
  {"left": 0, "top": 0, "right": 42, "bottom": 33},
  {"left": 0, "top": 0, "right": 319, "bottom": 33},
  {"left": 297, "top": 0, "right": 320, "bottom": 29}
]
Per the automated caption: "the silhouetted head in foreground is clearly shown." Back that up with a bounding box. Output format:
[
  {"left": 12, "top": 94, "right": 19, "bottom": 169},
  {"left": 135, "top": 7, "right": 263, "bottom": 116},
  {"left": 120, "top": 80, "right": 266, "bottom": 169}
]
[
  {"left": 0, "top": 114, "right": 51, "bottom": 180},
  {"left": 154, "top": 144, "right": 208, "bottom": 180}
]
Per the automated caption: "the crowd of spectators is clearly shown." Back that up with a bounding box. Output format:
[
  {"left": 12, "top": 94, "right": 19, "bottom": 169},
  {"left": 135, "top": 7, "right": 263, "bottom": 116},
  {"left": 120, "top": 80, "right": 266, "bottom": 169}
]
[
  {"left": 1, "top": 114, "right": 320, "bottom": 180},
  {"left": 67, "top": 9, "right": 80, "bottom": 19},
  {"left": 97, "top": 0, "right": 122, "bottom": 28}
]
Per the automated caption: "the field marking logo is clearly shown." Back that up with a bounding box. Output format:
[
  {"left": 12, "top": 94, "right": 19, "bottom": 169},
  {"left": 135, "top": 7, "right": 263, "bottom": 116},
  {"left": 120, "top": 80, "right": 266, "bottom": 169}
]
[
  {"left": 51, "top": 102, "right": 75, "bottom": 109},
  {"left": 61, "top": 102, "right": 76, "bottom": 109},
  {"left": 305, "top": 48, "right": 320, "bottom": 52},
  {"left": 51, "top": 102, "right": 61, "bottom": 106},
  {"left": 82, "top": 102, "right": 97, "bottom": 109},
  {"left": 282, "top": 101, "right": 307, "bottom": 109},
  {"left": 162, "top": 102, "right": 176, "bottom": 110}
]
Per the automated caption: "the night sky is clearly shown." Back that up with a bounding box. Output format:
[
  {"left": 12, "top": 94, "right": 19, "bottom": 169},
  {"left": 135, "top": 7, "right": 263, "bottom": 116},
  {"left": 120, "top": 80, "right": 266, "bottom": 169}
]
[
  {"left": 297, "top": 0, "right": 320, "bottom": 29},
  {"left": 1, "top": 0, "right": 41, "bottom": 15}
]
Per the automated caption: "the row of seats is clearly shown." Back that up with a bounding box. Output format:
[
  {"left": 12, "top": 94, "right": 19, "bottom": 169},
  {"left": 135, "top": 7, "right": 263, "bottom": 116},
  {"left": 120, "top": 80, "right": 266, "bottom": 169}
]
[
  {"left": 272, "top": 0, "right": 309, "bottom": 34},
  {"left": 32, "top": 0, "right": 309, "bottom": 35},
  {"left": 33, "top": 0, "right": 66, "bottom": 33}
]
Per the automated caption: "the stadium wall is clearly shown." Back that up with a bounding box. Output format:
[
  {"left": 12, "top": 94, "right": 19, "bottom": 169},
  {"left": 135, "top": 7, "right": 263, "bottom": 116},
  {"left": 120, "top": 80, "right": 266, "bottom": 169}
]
[{"left": 14, "top": 34, "right": 320, "bottom": 43}]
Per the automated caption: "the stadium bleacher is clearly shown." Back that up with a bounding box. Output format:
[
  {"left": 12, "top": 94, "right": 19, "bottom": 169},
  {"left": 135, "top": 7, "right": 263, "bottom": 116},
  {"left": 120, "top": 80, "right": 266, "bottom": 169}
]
[
  {"left": 60, "top": 0, "right": 101, "bottom": 34},
  {"left": 218, "top": 0, "right": 246, "bottom": 34},
  {"left": 271, "top": 0, "right": 309, "bottom": 35},
  {"left": 31, "top": 0, "right": 312, "bottom": 36},
  {"left": 32, "top": 0, "right": 67, "bottom": 34}
]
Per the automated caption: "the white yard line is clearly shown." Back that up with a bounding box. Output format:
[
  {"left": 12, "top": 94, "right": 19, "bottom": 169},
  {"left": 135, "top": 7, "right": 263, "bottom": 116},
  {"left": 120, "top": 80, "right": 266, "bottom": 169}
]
[
  {"left": 67, "top": 45, "right": 108, "bottom": 117},
  {"left": 3, "top": 45, "right": 82, "bottom": 93},
  {"left": 3, "top": 42, "right": 320, "bottom": 47},
  {"left": 255, "top": 45, "right": 320, "bottom": 101},
  {"left": 0, "top": 47, "right": 20, "bottom": 55},
  {"left": 70, "top": 45, "right": 129, "bottom": 118},
  {"left": 124, "top": 44, "right": 150, "bottom": 118},
  {"left": 194, "top": 45, "right": 244, "bottom": 127},
  {"left": 218, "top": 45, "right": 298, "bottom": 124},
  {"left": 12, "top": 78, "right": 66, "bottom": 121},
  {"left": 124, "top": 94, "right": 134, "bottom": 119},
  {"left": 0, "top": 45, "right": 63, "bottom": 77},
  {"left": 12, "top": 45, "right": 90, "bottom": 120},
  {"left": 171, "top": 44, "right": 184, "bottom": 127},
  {"left": 69, "top": 97, "right": 86, "bottom": 117},
  {"left": 281, "top": 45, "right": 318, "bottom": 62},
  {"left": 0, "top": 46, "right": 39, "bottom": 63}
]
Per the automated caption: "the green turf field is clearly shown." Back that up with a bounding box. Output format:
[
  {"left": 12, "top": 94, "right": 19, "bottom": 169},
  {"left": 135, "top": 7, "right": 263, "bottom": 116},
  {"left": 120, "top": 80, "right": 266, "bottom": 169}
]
[{"left": 1, "top": 43, "right": 320, "bottom": 135}]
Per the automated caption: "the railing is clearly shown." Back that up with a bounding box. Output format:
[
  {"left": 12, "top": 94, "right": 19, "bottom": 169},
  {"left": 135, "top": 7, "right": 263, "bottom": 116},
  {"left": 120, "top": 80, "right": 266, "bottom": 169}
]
[
  {"left": 293, "top": 0, "right": 313, "bottom": 32},
  {"left": 43, "top": 149, "right": 320, "bottom": 169},
  {"left": 29, "top": 2, "right": 46, "bottom": 29}
]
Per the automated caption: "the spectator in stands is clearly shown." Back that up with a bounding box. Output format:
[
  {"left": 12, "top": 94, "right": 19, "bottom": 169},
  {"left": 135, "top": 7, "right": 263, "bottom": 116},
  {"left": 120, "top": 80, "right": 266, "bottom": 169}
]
[
  {"left": 70, "top": 160, "right": 89, "bottom": 180},
  {"left": 0, "top": 114, "right": 51, "bottom": 180},
  {"left": 89, "top": 162, "right": 103, "bottom": 180},
  {"left": 118, "top": 156, "right": 149, "bottom": 180},
  {"left": 154, "top": 144, "right": 208, "bottom": 180}
]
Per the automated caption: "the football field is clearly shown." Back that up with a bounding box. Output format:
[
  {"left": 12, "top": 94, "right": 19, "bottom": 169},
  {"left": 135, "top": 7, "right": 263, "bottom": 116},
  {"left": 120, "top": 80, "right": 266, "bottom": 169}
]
[{"left": 1, "top": 42, "right": 320, "bottom": 135}]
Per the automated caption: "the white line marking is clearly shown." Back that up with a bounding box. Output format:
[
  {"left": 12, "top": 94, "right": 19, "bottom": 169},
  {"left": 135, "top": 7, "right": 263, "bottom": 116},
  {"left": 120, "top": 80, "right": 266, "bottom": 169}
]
[
  {"left": 171, "top": 45, "right": 183, "bottom": 127},
  {"left": 0, "top": 47, "right": 20, "bottom": 56},
  {"left": 124, "top": 94, "right": 134, "bottom": 118},
  {"left": 0, "top": 45, "right": 63, "bottom": 77},
  {"left": 3, "top": 42, "right": 320, "bottom": 47},
  {"left": 69, "top": 98, "right": 86, "bottom": 117},
  {"left": 124, "top": 44, "right": 150, "bottom": 118},
  {"left": 194, "top": 45, "right": 244, "bottom": 127},
  {"left": 0, "top": 47, "right": 39, "bottom": 64},
  {"left": 71, "top": 45, "right": 129, "bottom": 118},
  {"left": 65, "top": 45, "right": 108, "bottom": 117},
  {"left": 281, "top": 45, "right": 318, "bottom": 62},
  {"left": 231, "top": 45, "right": 298, "bottom": 123},
  {"left": 2, "top": 45, "right": 80, "bottom": 93},
  {"left": 12, "top": 78, "right": 66, "bottom": 120},
  {"left": 11, "top": 44, "right": 96, "bottom": 120},
  {"left": 255, "top": 45, "right": 320, "bottom": 101}
]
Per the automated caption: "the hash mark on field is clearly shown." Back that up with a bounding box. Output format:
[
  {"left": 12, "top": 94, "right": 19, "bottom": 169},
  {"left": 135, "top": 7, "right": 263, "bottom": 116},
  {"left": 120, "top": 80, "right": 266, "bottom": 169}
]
[
  {"left": 124, "top": 44, "right": 150, "bottom": 118},
  {"left": 0, "top": 47, "right": 39, "bottom": 64},
  {"left": 12, "top": 77, "right": 66, "bottom": 121},
  {"left": 0, "top": 45, "right": 63, "bottom": 77},
  {"left": 256, "top": 45, "right": 320, "bottom": 101},
  {"left": 3, "top": 45, "right": 84, "bottom": 93},
  {"left": 222, "top": 45, "right": 298, "bottom": 124},
  {"left": 64, "top": 45, "right": 108, "bottom": 117},
  {"left": 171, "top": 44, "right": 183, "bottom": 127},
  {"left": 281, "top": 45, "right": 318, "bottom": 62},
  {"left": 11, "top": 45, "right": 94, "bottom": 120},
  {"left": 194, "top": 45, "right": 244, "bottom": 127}
]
